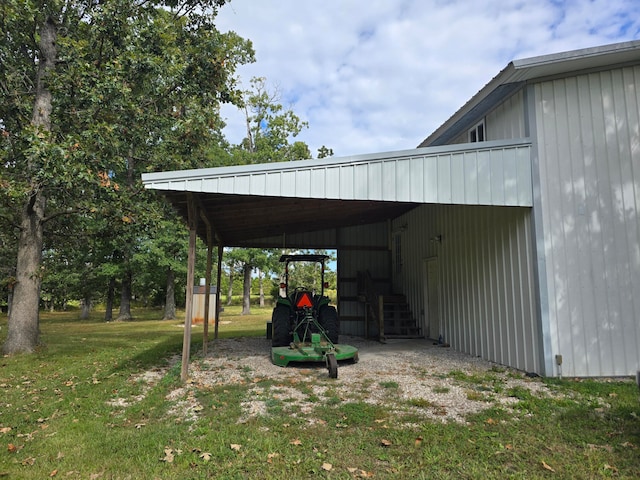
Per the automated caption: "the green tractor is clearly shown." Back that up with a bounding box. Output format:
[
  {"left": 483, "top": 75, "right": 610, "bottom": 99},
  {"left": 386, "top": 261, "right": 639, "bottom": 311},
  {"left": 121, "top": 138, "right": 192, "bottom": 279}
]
[{"left": 270, "top": 254, "right": 358, "bottom": 378}]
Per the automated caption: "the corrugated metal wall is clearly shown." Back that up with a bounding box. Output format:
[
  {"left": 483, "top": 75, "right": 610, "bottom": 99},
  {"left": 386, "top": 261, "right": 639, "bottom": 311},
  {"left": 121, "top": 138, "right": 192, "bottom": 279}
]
[
  {"left": 145, "top": 142, "right": 532, "bottom": 207},
  {"left": 487, "top": 90, "right": 526, "bottom": 141},
  {"left": 449, "top": 90, "right": 526, "bottom": 144},
  {"left": 393, "top": 204, "right": 542, "bottom": 374},
  {"left": 534, "top": 65, "right": 640, "bottom": 376}
]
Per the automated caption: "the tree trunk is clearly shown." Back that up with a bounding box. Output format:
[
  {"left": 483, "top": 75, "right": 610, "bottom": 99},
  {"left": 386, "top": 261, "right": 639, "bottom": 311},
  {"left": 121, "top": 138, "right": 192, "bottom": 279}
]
[
  {"left": 105, "top": 277, "right": 115, "bottom": 321},
  {"left": 163, "top": 268, "right": 176, "bottom": 320},
  {"left": 116, "top": 270, "right": 132, "bottom": 321},
  {"left": 80, "top": 295, "right": 91, "bottom": 320},
  {"left": 7, "top": 285, "right": 13, "bottom": 318},
  {"left": 226, "top": 269, "right": 233, "bottom": 306},
  {"left": 2, "top": 193, "right": 46, "bottom": 354},
  {"left": 258, "top": 270, "right": 265, "bottom": 307},
  {"left": 241, "top": 263, "right": 251, "bottom": 315},
  {"left": 2, "top": 17, "right": 56, "bottom": 355}
]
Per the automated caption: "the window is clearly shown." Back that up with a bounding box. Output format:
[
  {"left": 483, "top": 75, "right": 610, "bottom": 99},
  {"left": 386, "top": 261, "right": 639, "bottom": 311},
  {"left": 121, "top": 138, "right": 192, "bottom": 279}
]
[{"left": 468, "top": 120, "right": 485, "bottom": 143}]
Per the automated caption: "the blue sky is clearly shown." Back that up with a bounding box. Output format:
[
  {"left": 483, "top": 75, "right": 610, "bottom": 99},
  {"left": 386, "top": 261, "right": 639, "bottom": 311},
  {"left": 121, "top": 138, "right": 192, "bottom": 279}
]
[{"left": 216, "top": 0, "right": 640, "bottom": 158}]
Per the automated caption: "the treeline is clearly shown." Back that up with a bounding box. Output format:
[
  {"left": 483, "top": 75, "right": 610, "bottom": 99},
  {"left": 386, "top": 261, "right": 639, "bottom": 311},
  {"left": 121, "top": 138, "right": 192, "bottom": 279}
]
[{"left": 0, "top": 1, "right": 332, "bottom": 354}]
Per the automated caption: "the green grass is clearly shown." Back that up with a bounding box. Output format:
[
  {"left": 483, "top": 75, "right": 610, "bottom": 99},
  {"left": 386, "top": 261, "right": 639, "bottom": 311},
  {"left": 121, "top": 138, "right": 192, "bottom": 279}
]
[{"left": 1, "top": 308, "right": 640, "bottom": 479}]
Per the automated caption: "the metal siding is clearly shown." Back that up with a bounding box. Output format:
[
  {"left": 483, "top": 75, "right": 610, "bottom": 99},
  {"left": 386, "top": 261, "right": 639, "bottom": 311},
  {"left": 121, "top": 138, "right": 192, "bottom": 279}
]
[
  {"left": 354, "top": 163, "right": 369, "bottom": 199},
  {"left": 396, "top": 159, "right": 411, "bottom": 202},
  {"left": 295, "top": 169, "right": 311, "bottom": 197},
  {"left": 464, "top": 151, "right": 479, "bottom": 204},
  {"left": 409, "top": 157, "right": 424, "bottom": 202},
  {"left": 265, "top": 172, "right": 281, "bottom": 196},
  {"left": 325, "top": 167, "right": 340, "bottom": 199},
  {"left": 451, "top": 153, "right": 465, "bottom": 203},
  {"left": 393, "top": 204, "right": 541, "bottom": 373},
  {"left": 368, "top": 162, "right": 383, "bottom": 200},
  {"left": 144, "top": 143, "right": 532, "bottom": 207},
  {"left": 534, "top": 65, "right": 640, "bottom": 377},
  {"left": 424, "top": 155, "right": 439, "bottom": 202},
  {"left": 340, "top": 165, "right": 355, "bottom": 199},
  {"left": 486, "top": 90, "right": 526, "bottom": 140},
  {"left": 477, "top": 150, "right": 492, "bottom": 204}
]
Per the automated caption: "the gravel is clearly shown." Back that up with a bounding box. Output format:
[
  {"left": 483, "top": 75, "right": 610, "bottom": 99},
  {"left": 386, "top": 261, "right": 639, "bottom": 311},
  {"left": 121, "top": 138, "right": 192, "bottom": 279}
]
[{"left": 170, "top": 336, "right": 557, "bottom": 425}]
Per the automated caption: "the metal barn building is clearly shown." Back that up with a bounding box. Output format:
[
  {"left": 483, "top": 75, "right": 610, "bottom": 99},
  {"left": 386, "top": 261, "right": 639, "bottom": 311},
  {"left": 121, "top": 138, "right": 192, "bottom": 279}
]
[{"left": 142, "top": 40, "right": 640, "bottom": 378}]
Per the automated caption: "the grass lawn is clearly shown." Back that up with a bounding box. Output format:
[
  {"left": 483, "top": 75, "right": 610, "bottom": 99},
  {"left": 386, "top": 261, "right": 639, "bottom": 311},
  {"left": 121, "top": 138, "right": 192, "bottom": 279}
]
[{"left": 1, "top": 307, "right": 639, "bottom": 479}]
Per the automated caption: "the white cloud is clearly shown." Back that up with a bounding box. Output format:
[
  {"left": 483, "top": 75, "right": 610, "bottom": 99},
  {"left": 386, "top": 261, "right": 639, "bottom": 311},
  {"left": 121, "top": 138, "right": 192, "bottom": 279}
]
[{"left": 216, "top": 0, "right": 640, "bottom": 157}]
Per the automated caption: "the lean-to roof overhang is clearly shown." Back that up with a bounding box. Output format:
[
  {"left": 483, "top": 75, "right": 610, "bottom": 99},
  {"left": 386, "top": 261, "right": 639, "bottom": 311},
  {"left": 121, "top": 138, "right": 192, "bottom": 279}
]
[
  {"left": 142, "top": 140, "right": 532, "bottom": 246},
  {"left": 420, "top": 40, "right": 640, "bottom": 147}
]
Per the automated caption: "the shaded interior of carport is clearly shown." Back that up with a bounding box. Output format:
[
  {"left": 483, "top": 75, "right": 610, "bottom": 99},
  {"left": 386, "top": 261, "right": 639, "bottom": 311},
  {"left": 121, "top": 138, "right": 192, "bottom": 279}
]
[{"left": 142, "top": 139, "right": 534, "bottom": 380}]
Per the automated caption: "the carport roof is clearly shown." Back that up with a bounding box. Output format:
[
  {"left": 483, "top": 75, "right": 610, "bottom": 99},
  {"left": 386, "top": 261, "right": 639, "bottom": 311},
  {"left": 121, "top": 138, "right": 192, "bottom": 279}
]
[{"left": 142, "top": 140, "right": 532, "bottom": 246}]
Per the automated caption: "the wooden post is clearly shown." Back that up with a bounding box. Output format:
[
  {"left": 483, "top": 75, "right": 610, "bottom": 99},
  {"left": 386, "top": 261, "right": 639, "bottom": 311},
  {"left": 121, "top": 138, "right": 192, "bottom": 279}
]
[
  {"left": 214, "top": 243, "right": 223, "bottom": 339},
  {"left": 202, "top": 216, "right": 213, "bottom": 356},
  {"left": 181, "top": 194, "right": 197, "bottom": 382}
]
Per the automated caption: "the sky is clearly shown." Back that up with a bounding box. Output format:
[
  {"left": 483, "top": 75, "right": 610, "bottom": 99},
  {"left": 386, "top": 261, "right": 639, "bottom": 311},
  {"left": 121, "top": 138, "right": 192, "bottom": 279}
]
[{"left": 215, "top": 0, "right": 640, "bottom": 158}]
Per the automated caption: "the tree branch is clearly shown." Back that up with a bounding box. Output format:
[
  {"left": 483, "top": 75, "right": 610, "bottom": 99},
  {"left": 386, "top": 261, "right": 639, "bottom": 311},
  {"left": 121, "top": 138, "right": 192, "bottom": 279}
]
[{"left": 42, "top": 206, "right": 94, "bottom": 224}]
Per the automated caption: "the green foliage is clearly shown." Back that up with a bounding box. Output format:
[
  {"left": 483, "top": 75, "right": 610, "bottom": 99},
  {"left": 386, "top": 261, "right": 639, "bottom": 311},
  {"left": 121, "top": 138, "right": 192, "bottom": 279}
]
[
  {"left": 232, "top": 77, "right": 310, "bottom": 164},
  {"left": 0, "top": 0, "right": 255, "bottom": 322}
]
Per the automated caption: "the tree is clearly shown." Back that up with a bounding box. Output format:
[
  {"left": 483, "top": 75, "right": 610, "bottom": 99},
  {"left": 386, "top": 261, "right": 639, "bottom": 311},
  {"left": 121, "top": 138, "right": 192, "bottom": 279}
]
[
  {"left": 0, "top": 0, "right": 254, "bottom": 354},
  {"left": 317, "top": 145, "right": 334, "bottom": 159},
  {"left": 232, "top": 77, "right": 311, "bottom": 164}
]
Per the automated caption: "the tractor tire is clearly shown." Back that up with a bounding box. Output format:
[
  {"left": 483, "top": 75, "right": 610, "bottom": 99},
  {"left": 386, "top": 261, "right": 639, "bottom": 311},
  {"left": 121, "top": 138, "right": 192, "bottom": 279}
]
[
  {"left": 318, "top": 305, "right": 339, "bottom": 344},
  {"left": 272, "top": 306, "right": 292, "bottom": 347}
]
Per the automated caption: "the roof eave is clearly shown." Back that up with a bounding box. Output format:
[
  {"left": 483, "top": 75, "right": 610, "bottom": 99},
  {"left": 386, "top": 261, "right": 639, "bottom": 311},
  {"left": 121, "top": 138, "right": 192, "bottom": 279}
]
[{"left": 419, "top": 39, "right": 640, "bottom": 147}]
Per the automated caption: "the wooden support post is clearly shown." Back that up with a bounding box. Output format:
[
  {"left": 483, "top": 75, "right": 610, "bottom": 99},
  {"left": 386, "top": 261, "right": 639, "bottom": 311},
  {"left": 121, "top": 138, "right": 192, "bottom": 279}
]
[
  {"left": 214, "top": 243, "right": 223, "bottom": 339},
  {"left": 202, "top": 215, "right": 213, "bottom": 356},
  {"left": 181, "top": 194, "right": 197, "bottom": 382}
]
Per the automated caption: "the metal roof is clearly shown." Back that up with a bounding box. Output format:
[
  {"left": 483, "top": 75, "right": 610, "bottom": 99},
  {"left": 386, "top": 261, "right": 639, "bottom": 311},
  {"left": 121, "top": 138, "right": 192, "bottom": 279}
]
[
  {"left": 420, "top": 39, "right": 640, "bottom": 146},
  {"left": 142, "top": 140, "right": 532, "bottom": 246}
]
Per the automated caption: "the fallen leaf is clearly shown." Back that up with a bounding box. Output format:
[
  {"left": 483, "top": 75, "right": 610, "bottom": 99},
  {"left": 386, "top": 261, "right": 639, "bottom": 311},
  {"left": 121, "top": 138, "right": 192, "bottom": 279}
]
[
  {"left": 604, "top": 463, "right": 618, "bottom": 474},
  {"left": 21, "top": 457, "right": 35, "bottom": 466},
  {"left": 0, "top": 427, "right": 11, "bottom": 434},
  {"left": 267, "top": 452, "right": 279, "bottom": 463},
  {"left": 486, "top": 418, "right": 497, "bottom": 425},
  {"left": 161, "top": 448, "right": 175, "bottom": 463},
  {"left": 620, "top": 441, "right": 637, "bottom": 449},
  {"left": 199, "top": 452, "right": 212, "bottom": 462},
  {"left": 290, "top": 439, "right": 302, "bottom": 446},
  {"left": 230, "top": 444, "right": 242, "bottom": 451},
  {"left": 381, "top": 439, "right": 392, "bottom": 447},
  {"left": 414, "top": 436, "right": 423, "bottom": 447},
  {"left": 542, "top": 461, "right": 555, "bottom": 472},
  {"left": 505, "top": 444, "right": 513, "bottom": 450},
  {"left": 49, "top": 469, "right": 58, "bottom": 477},
  {"left": 321, "top": 462, "right": 332, "bottom": 471},
  {"left": 7, "top": 444, "right": 17, "bottom": 454},
  {"left": 134, "top": 423, "right": 146, "bottom": 429}
]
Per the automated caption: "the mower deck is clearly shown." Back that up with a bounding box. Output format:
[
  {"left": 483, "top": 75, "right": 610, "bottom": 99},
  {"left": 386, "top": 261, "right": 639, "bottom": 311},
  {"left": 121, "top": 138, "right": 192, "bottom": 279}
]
[
  {"left": 271, "top": 343, "right": 359, "bottom": 367},
  {"left": 271, "top": 333, "right": 358, "bottom": 378}
]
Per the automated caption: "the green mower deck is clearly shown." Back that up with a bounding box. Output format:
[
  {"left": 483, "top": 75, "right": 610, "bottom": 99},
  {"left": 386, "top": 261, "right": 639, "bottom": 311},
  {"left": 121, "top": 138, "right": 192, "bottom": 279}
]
[{"left": 271, "top": 333, "right": 358, "bottom": 378}]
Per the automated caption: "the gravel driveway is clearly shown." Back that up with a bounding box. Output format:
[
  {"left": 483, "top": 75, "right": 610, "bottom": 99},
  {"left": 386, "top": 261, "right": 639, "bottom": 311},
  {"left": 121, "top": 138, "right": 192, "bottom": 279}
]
[{"left": 173, "top": 336, "right": 554, "bottom": 424}]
